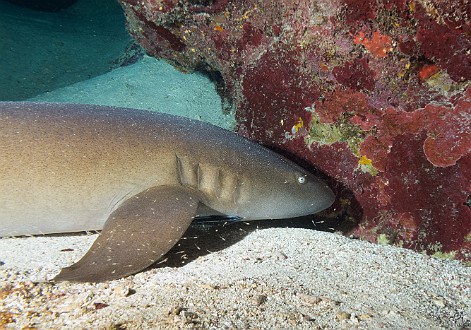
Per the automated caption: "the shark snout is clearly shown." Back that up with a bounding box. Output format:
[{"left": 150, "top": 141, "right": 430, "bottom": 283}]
[
  {"left": 306, "top": 178, "right": 336, "bottom": 214},
  {"left": 315, "top": 183, "right": 336, "bottom": 212}
]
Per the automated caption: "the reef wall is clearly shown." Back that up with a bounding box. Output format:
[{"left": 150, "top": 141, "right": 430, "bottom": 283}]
[{"left": 118, "top": 0, "right": 470, "bottom": 260}]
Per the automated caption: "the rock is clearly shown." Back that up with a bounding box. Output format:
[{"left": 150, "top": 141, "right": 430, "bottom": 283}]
[
  {"left": 336, "top": 311, "right": 351, "bottom": 321},
  {"left": 119, "top": 0, "right": 471, "bottom": 260},
  {"left": 254, "top": 294, "right": 267, "bottom": 306},
  {"left": 298, "top": 293, "right": 321, "bottom": 306}
]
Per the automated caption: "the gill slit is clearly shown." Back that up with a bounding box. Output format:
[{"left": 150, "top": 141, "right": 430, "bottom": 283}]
[
  {"left": 233, "top": 176, "right": 241, "bottom": 205},
  {"left": 216, "top": 168, "right": 222, "bottom": 199},
  {"left": 197, "top": 162, "right": 202, "bottom": 190},
  {"left": 175, "top": 154, "right": 183, "bottom": 185}
]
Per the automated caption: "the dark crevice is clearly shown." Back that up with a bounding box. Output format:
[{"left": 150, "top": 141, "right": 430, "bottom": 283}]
[
  {"left": 197, "top": 69, "right": 234, "bottom": 115},
  {"left": 464, "top": 194, "right": 471, "bottom": 209}
]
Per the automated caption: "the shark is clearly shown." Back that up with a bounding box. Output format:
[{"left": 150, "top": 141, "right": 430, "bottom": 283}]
[{"left": 0, "top": 102, "right": 335, "bottom": 282}]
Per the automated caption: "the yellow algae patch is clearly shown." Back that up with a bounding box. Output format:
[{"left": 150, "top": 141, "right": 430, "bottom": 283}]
[{"left": 357, "top": 155, "right": 378, "bottom": 176}]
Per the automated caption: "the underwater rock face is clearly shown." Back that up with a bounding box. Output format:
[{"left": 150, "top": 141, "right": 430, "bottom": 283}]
[{"left": 119, "top": 0, "right": 471, "bottom": 260}]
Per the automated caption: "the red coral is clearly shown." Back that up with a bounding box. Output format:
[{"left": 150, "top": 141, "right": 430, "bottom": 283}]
[
  {"left": 238, "top": 22, "right": 264, "bottom": 50},
  {"left": 343, "top": 0, "right": 375, "bottom": 25},
  {"left": 238, "top": 49, "right": 319, "bottom": 142},
  {"left": 213, "top": 31, "right": 234, "bottom": 62},
  {"left": 415, "top": 4, "right": 471, "bottom": 81},
  {"left": 353, "top": 31, "right": 393, "bottom": 58},
  {"left": 381, "top": 0, "right": 407, "bottom": 11},
  {"left": 271, "top": 25, "right": 282, "bottom": 36},
  {"left": 189, "top": 0, "right": 229, "bottom": 13},
  {"left": 352, "top": 133, "right": 471, "bottom": 256},
  {"left": 381, "top": 134, "right": 470, "bottom": 253},
  {"left": 420, "top": 89, "right": 471, "bottom": 167},
  {"left": 350, "top": 87, "right": 471, "bottom": 170},
  {"left": 418, "top": 64, "right": 439, "bottom": 81},
  {"left": 315, "top": 89, "right": 373, "bottom": 124},
  {"left": 332, "top": 58, "right": 376, "bottom": 91}
]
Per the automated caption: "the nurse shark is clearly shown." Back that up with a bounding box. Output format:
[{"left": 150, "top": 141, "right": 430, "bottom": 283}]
[{"left": 0, "top": 102, "right": 335, "bottom": 282}]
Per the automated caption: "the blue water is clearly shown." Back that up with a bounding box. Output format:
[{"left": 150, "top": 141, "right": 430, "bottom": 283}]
[{"left": 0, "top": 0, "right": 133, "bottom": 100}]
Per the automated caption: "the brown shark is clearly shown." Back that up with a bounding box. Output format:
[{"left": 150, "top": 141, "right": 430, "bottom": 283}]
[{"left": 0, "top": 102, "right": 335, "bottom": 282}]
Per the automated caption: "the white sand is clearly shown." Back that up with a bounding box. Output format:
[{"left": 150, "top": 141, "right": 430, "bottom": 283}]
[
  {"left": 0, "top": 227, "right": 469, "bottom": 329},
  {"left": 29, "top": 55, "right": 236, "bottom": 130}
]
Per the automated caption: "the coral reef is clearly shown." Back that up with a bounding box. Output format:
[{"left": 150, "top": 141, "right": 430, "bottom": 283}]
[{"left": 119, "top": 0, "right": 471, "bottom": 260}]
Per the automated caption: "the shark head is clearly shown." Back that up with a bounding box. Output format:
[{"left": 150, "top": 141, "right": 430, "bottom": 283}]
[
  {"left": 235, "top": 155, "right": 335, "bottom": 220},
  {"left": 202, "top": 142, "right": 335, "bottom": 221}
]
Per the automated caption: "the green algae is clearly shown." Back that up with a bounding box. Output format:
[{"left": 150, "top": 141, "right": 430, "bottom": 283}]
[{"left": 305, "top": 108, "right": 378, "bottom": 176}]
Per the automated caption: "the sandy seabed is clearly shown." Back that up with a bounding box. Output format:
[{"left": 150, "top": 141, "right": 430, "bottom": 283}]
[{"left": 1, "top": 226, "right": 469, "bottom": 330}]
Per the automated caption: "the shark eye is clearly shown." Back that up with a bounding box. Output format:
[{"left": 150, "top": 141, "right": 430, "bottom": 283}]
[{"left": 297, "top": 175, "right": 306, "bottom": 184}]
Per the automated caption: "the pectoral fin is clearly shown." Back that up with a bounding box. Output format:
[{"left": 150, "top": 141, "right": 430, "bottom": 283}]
[{"left": 54, "top": 186, "right": 199, "bottom": 282}]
